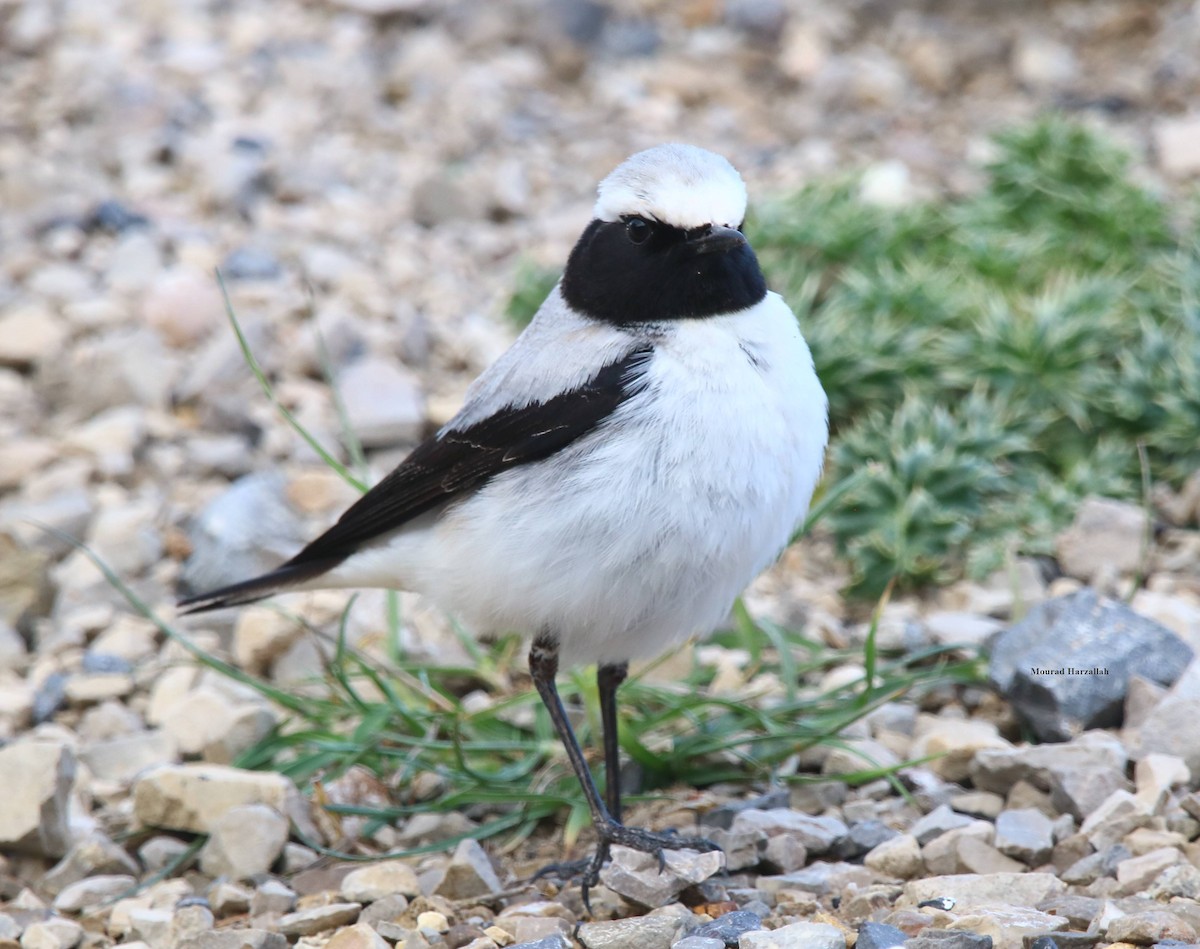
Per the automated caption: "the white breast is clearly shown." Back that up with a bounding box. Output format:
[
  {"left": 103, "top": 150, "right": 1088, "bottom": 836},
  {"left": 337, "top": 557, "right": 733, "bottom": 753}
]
[{"left": 371, "top": 293, "right": 830, "bottom": 665}]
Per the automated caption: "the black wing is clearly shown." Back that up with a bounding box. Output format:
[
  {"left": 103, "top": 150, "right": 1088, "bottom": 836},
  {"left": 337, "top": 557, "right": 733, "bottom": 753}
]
[{"left": 178, "top": 344, "right": 654, "bottom": 613}]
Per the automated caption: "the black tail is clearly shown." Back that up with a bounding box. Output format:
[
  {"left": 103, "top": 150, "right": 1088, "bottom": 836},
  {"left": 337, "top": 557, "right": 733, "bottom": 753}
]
[{"left": 176, "top": 559, "right": 340, "bottom": 615}]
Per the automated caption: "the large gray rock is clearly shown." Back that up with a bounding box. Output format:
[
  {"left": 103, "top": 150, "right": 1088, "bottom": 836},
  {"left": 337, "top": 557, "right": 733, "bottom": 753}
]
[
  {"left": 0, "top": 741, "right": 76, "bottom": 856},
  {"left": 987, "top": 589, "right": 1192, "bottom": 741},
  {"left": 598, "top": 844, "right": 724, "bottom": 907},
  {"left": 739, "top": 922, "right": 845, "bottom": 949}
]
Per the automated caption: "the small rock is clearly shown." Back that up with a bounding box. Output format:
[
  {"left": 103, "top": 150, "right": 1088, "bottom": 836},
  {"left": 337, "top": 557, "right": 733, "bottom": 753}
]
[
  {"left": 1115, "top": 846, "right": 1184, "bottom": 890},
  {"left": 138, "top": 835, "right": 193, "bottom": 874},
  {"left": 507, "top": 937, "right": 570, "bottom": 949},
  {"left": 208, "top": 881, "right": 253, "bottom": 917},
  {"left": 864, "top": 834, "right": 923, "bottom": 880},
  {"left": 337, "top": 356, "right": 426, "bottom": 448},
  {"left": 738, "top": 921, "right": 844, "bottom": 949},
  {"left": 18, "top": 919, "right": 83, "bottom": 949},
  {"left": 221, "top": 246, "right": 282, "bottom": 281},
  {"left": 1055, "top": 500, "right": 1146, "bottom": 583},
  {"left": 250, "top": 879, "right": 296, "bottom": 916},
  {"left": 325, "top": 922, "right": 389, "bottom": 949},
  {"left": 910, "top": 806, "right": 975, "bottom": 845},
  {"left": 0, "top": 304, "right": 68, "bottom": 368},
  {"left": 577, "top": 915, "right": 683, "bottom": 949},
  {"left": 1155, "top": 114, "right": 1200, "bottom": 178},
  {"left": 910, "top": 721, "right": 1011, "bottom": 783},
  {"left": 278, "top": 903, "right": 361, "bottom": 937},
  {"left": 1011, "top": 36, "right": 1078, "bottom": 89},
  {"left": 341, "top": 862, "right": 422, "bottom": 902},
  {"left": 176, "top": 931, "right": 287, "bottom": 949},
  {"left": 675, "top": 938, "right": 726, "bottom": 949},
  {"left": 855, "top": 922, "right": 906, "bottom": 949},
  {"left": 994, "top": 809, "right": 1055, "bottom": 866},
  {"left": 0, "top": 741, "right": 75, "bottom": 856},
  {"left": 906, "top": 930, "right": 993, "bottom": 949},
  {"left": 731, "top": 809, "right": 848, "bottom": 854},
  {"left": 955, "top": 837, "right": 1026, "bottom": 875},
  {"left": 987, "top": 589, "right": 1191, "bottom": 742},
  {"left": 1078, "top": 790, "right": 1152, "bottom": 850},
  {"left": 692, "top": 911, "right": 763, "bottom": 946},
  {"left": 1133, "top": 753, "right": 1190, "bottom": 811},
  {"left": 199, "top": 803, "right": 290, "bottom": 879},
  {"left": 1061, "top": 844, "right": 1129, "bottom": 885},
  {"left": 433, "top": 838, "right": 503, "bottom": 900},
  {"left": 141, "top": 268, "right": 222, "bottom": 347},
  {"left": 52, "top": 875, "right": 135, "bottom": 913},
  {"left": 179, "top": 473, "right": 306, "bottom": 596},
  {"left": 80, "top": 731, "right": 178, "bottom": 785},
  {"left": 1105, "top": 910, "right": 1196, "bottom": 945},
  {"left": 599, "top": 845, "right": 724, "bottom": 907}
]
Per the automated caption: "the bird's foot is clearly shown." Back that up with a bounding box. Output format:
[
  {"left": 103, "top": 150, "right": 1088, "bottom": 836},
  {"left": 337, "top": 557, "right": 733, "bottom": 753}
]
[{"left": 532, "top": 821, "right": 721, "bottom": 914}]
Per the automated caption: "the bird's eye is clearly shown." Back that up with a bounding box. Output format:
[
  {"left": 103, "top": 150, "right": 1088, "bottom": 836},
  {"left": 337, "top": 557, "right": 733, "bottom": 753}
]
[{"left": 625, "top": 217, "right": 652, "bottom": 244}]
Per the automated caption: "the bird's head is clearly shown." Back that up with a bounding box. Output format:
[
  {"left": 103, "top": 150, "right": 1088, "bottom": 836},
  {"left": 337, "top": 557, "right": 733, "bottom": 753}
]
[{"left": 561, "top": 144, "right": 767, "bottom": 325}]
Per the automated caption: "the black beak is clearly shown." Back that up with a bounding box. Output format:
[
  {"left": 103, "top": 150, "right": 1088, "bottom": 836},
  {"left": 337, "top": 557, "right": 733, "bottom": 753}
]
[{"left": 688, "top": 224, "right": 746, "bottom": 256}]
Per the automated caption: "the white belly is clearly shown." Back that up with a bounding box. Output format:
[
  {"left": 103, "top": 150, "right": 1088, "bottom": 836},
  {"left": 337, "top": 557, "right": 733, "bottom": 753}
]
[{"left": 336, "top": 295, "right": 828, "bottom": 665}]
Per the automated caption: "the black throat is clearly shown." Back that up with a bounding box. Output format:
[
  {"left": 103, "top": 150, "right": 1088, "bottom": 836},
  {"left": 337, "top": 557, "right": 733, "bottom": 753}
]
[{"left": 560, "top": 218, "right": 768, "bottom": 325}]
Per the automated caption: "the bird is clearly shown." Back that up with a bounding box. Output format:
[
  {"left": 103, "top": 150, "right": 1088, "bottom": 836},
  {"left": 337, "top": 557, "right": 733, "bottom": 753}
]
[{"left": 179, "top": 142, "right": 829, "bottom": 899}]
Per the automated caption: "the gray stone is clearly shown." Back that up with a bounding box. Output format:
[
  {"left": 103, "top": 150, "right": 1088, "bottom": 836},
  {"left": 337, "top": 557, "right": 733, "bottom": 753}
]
[
  {"left": 1061, "top": 844, "right": 1128, "bottom": 885},
  {"left": 250, "top": 879, "right": 296, "bottom": 916},
  {"left": 1129, "top": 691, "right": 1200, "bottom": 776},
  {"left": 730, "top": 808, "right": 848, "bottom": 854},
  {"left": 432, "top": 838, "right": 503, "bottom": 900},
  {"left": 221, "top": 246, "right": 282, "bottom": 281},
  {"left": 80, "top": 730, "right": 177, "bottom": 784},
  {"left": 692, "top": 911, "right": 763, "bottom": 946},
  {"left": 508, "top": 937, "right": 570, "bottom": 949},
  {"left": 910, "top": 805, "right": 975, "bottom": 845},
  {"left": 576, "top": 914, "right": 682, "bottom": 949},
  {"left": 176, "top": 931, "right": 287, "bottom": 949},
  {"left": 987, "top": 589, "right": 1192, "bottom": 741},
  {"left": 758, "top": 862, "right": 877, "bottom": 896},
  {"left": 856, "top": 923, "right": 906, "bottom": 949},
  {"left": 198, "top": 803, "right": 290, "bottom": 879},
  {"left": 338, "top": 356, "right": 425, "bottom": 448},
  {"left": 179, "top": 473, "right": 306, "bottom": 597},
  {"left": 994, "top": 809, "right": 1055, "bottom": 865},
  {"left": 675, "top": 938, "right": 726, "bottom": 949},
  {"left": 738, "top": 922, "right": 845, "bottom": 949},
  {"left": 138, "top": 835, "right": 194, "bottom": 873},
  {"left": 701, "top": 790, "right": 791, "bottom": 830},
  {"left": 277, "top": 903, "right": 361, "bottom": 936},
  {"left": 835, "top": 820, "right": 899, "bottom": 859},
  {"left": 1055, "top": 498, "right": 1145, "bottom": 582},
  {"left": 599, "top": 844, "right": 724, "bottom": 907},
  {"left": 906, "top": 931, "right": 993, "bottom": 949},
  {"left": 0, "top": 741, "right": 75, "bottom": 856}
]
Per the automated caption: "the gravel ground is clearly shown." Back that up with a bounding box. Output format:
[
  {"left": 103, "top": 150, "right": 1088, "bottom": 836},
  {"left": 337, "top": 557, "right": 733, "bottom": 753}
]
[{"left": 3, "top": 1, "right": 1200, "bottom": 948}]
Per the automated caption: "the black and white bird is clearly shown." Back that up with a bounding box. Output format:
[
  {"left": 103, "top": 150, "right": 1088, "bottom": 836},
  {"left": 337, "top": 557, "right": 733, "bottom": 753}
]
[{"left": 180, "top": 143, "right": 829, "bottom": 892}]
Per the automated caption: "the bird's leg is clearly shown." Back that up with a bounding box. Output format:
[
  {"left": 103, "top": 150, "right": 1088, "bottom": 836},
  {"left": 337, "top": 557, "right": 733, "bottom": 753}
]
[
  {"left": 597, "top": 661, "right": 628, "bottom": 823},
  {"left": 527, "top": 636, "right": 720, "bottom": 909}
]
